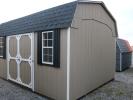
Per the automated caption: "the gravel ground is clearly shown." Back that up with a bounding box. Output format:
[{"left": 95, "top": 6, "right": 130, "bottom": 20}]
[
  {"left": 81, "top": 68, "right": 133, "bottom": 100},
  {"left": 0, "top": 68, "right": 133, "bottom": 100},
  {"left": 0, "top": 79, "right": 47, "bottom": 100}
]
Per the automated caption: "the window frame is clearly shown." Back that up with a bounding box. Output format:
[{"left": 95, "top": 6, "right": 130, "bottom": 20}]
[
  {"left": 42, "top": 31, "right": 54, "bottom": 65},
  {"left": 0, "top": 37, "right": 4, "bottom": 58}
]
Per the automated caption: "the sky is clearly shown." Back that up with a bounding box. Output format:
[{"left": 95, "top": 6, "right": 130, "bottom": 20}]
[{"left": 0, "top": 0, "right": 133, "bottom": 45}]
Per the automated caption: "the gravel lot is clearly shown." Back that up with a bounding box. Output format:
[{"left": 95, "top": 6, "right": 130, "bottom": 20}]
[
  {"left": 81, "top": 68, "right": 133, "bottom": 100},
  {"left": 0, "top": 79, "right": 47, "bottom": 100},
  {"left": 0, "top": 68, "right": 133, "bottom": 100}
]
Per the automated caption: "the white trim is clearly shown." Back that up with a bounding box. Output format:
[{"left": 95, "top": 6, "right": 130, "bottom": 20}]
[
  {"left": 7, "top": 36, "right": 9, "bottom": 80},
  {"left": 42, "top": 32, "right": 43, "bottom": 64},
  {"left": 67, "top": 27, "right": 70, "bottom": 100},
  {"left": 42, "top": 31, "right": 54, "bottom": 65},
  {"left": 31, "top": 33, "right": 35, "bottom": 91},
  {"left": 42, "top": 31, "right": 53, "bottom": 34},
  {"left": 16, "top": 36, "right": 20, "bottom": 82},
  {"left": 42, "top": 62, "right": 53, "bottom": 65}
]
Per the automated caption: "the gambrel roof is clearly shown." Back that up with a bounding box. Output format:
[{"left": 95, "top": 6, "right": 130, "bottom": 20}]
[
  {"left": 0, "top": 1, "right": 117, "bottom": 36},
  {"left": 0, "top": 1, "right": 77, "bottom": 36}
]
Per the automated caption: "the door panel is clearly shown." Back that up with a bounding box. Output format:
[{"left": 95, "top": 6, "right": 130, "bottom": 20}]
[
  {"left": 9, "top": 59, "right": 17, "bottom": 80},
  {"left": 7, "top": 33, "right": 34, "bottom": 90},
  {"left": 9, "top": 37, "right": 17, "bottom": 57},
  {"left": 20, "top": 35, "right": 31, "bottom": 59},
  {"left": 20, "top": 61, "right": 31, "bottom": 84}
]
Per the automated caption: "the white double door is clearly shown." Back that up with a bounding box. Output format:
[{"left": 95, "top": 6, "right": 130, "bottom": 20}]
[{"left": 7, "top": 33, "right": 34, "bottom": 90}]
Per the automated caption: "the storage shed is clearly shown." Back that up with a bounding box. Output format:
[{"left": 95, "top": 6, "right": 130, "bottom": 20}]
[
  {"left": 116, "top": 38, "right": 132, "bottom": 72},
  {"left": 0, "top": 1, "right": 117, "bottom": 100}
]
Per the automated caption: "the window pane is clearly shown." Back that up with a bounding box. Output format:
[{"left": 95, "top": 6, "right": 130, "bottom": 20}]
[
  {"left": 0, "top": 37, "right": 3, "bottom": 46},
  {"left": 0, "top": 38, "right": 3, "bottom": 42},
  {"left": 43, "top": 48, "right": 49, "bottom": 55},
  {"left": 48, "top": 40, "right": 52, "bottom": 46},
  {"left": 48, "top": 56, "right": 52, "bottom": 62},
  {"left": 43, "top": 55, "right": 48, "bottom": 62},
  {"left": 48, "top": 32, "right": 53, "bottom": 39},
  {"left": 49, "top": 48, "right": 52, "bottom": 55},
  {"left": 0, "top": 42, "right": 3, "bottom": 47},
  {"left": 43, "top": 33, "right": 47, "bottom": 39},
  {"left": 0, "top": 37, "right": 4, "bottom": 57},
  {"left": 43, "top": 40, "right": 47, "bottom": 46},
  {"left": 0, "top": 48, "right": 3, "bottom": 56}
]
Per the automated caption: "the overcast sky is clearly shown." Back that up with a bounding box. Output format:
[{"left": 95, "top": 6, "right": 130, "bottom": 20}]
[{"left": 0, "top": 0, "right": 133, "bottom": 45}]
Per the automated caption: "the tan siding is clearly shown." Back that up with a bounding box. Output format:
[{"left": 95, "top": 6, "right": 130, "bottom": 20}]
[
  {"left": 70, "top": 4, "right": 116, "bottom": 100},
  {"left": 34, "top": 29, "right": 67, "bottom": 100},
  {"left": 71, "top": 4, "right": 116, "bottom": 36},
  {"left": 0, "top": 36, "right": 8, "bottom": 79},
  {"left": 0, "top": 59, "right": 7, "bottom": 79}
]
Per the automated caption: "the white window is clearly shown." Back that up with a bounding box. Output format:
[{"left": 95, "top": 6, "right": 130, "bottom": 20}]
[
  {"left": 42, "top": 31, "right": 54, "bottom": 65},
  {"left": 0, "top": 37, "right": 4, "bottom": 57}
]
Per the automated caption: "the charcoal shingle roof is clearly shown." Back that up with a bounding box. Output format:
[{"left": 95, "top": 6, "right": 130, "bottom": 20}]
[
  {"left": 0, "top": 1, "right": 77, "bottom": 36},
  {"left": 117, "top": 39, "right": 132, "bottom": 53},
  {"left": 0, "top": 0, "right": 118, "bottom": 37}
]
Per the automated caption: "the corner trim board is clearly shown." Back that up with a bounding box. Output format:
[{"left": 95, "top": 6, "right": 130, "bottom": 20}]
[{"left": 67, "top": 27, "right": 70, "bottom": 100}]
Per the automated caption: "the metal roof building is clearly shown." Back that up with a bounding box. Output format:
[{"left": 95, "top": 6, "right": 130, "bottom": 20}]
[{"left": 116, "top": 38, "right": 132, "bottom": 72}]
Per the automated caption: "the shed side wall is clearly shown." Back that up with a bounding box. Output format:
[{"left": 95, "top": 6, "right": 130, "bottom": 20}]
[
  {"left": 116, "top": 43, "right": 121, "bottom": 71},
  {"left": 70, "top": 3, "right": 116, "bottom": 99},
  {"left": 34, "top": 29, "right": 67, "bottom": 100},
  {"left": 0, "top": 59, "right": 7, "bottom": 79},
  {"left": 0, "top": 37, "right": 7, "bottom": 79},
  {"left": 122, "top": 52, "right": 132, "bottom": 70}
]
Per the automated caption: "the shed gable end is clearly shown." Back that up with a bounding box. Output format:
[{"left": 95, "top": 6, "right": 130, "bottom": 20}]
[{"left": 71, "top": 2, "right": 117, "bottom": 37}]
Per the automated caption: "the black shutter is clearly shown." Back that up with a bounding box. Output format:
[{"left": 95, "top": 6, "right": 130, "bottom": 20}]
[
  {"left": 3, "top": 37, "right": 6, "bottom": 59},
  {"left": 37, "top": 32, "right": 43, "bottom": 65},
  {"left": 53, "top": 29, "right": 60, "bottom": 68}
]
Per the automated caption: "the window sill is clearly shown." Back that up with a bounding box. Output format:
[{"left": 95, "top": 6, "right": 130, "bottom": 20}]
[
  {"left": 0, "top": 56, "right": 4, "bottom": 59},
  {"left": 39, "top": 62, "right": 60, "bottom": 68},
  {"left": 42, "top": 62, "right": 53, "bottom": 65}
]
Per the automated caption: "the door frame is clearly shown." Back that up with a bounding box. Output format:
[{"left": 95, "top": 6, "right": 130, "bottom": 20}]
[{"left": 6, "top": 33, "right": 34, "bottom": 91}]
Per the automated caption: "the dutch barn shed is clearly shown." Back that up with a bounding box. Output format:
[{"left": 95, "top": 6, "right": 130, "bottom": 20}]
[
  {"left": 0, "top": 1, "right": 117, "bottom": 100},
  {"left": 116, "top": 38, "right": 132, "bottom": 72}
]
